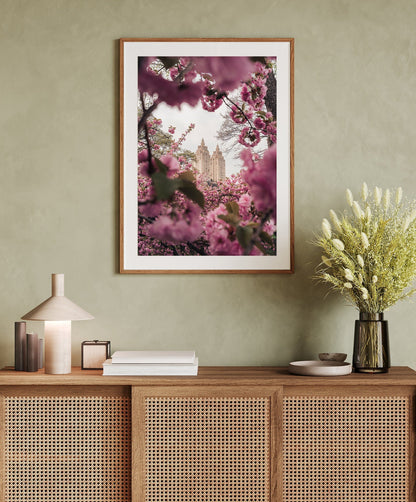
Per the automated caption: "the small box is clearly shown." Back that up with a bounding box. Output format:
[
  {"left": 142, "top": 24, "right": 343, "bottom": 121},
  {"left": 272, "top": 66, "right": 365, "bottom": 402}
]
[{"left": 81, "top": 340, "right": 111, "bottom": 370}]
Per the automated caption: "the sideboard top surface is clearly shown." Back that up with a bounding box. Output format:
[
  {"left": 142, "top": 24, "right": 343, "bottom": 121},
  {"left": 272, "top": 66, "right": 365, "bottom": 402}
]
[{"left": 0, "top": 366, "right": 415, "bottom": 386}]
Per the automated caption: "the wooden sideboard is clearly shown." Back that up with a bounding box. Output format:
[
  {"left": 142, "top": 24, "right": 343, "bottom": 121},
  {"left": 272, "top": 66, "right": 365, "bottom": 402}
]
[{"left": 0, "top": 366, "right": 414, "bottom": 502}]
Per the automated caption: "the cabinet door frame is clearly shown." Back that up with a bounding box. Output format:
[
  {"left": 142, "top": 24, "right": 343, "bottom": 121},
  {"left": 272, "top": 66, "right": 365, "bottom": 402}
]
[
  {"left": 282, "top": 385, "right": 416, "bottom": 502},
  {"left": 132, "top": 385, "right": 282, "bottom": 502},
  {"left": 0, "top": 385, "right": 131, "bottom": 502}
]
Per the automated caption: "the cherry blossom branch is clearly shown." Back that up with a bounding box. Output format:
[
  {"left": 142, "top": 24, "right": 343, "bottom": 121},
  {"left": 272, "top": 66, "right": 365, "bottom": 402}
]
[
  {"left": 222, "top": 95, "right": 255, "bottom": 129},
  {"left": 140, "top": 95, "right": 156, "bottom": 176},
  {"left": 243, "top": 209, "right": 273, "bottom": 256},
  {"left": 137, "top": 101, "right": 158, "bottom": 135}
]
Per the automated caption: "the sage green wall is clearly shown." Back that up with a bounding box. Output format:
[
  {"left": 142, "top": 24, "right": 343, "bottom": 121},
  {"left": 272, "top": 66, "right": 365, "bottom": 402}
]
[{"left": 1, "top": 0, "right": 416, "bottom": 369}]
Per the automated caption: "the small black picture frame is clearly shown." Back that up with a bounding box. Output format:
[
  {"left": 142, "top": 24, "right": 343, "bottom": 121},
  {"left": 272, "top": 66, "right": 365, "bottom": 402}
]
[{"left": 81, "top": 340, "right": 111, "bottom": 370}]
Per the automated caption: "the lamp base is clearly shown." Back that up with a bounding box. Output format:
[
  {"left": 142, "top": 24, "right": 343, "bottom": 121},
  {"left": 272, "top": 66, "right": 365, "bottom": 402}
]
[{"left": 44, "top": 321, "right": 71, "bottom": 374}]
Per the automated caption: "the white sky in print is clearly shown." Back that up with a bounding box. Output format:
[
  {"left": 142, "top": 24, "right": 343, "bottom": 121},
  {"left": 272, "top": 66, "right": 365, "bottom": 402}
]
[{"left": 154, "top": 101, "right": 268, "bottom": 176}]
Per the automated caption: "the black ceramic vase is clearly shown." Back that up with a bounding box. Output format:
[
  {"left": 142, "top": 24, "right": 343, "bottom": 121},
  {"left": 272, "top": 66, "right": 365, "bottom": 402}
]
[{"left": 353, "top": 312, "right": 390, "bottom": 373}]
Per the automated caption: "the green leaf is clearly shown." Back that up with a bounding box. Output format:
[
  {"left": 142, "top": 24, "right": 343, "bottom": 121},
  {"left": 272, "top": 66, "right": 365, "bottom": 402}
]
[
  {"left": 218, "top": 214, "right": 240, "bottom": 227},
  {"left": 249, "top": 56, "right": 267, "bottom": 64},
  {"left": 236, "top": 225, "right": 254, "bottom": 250},
  {"left": 151, "top": 171, "right": 179, "bottom": 201},
  {"left": 225, "top": 201, "right": 240, "bottom": 217},
  {"left": 153, "top": 158, "right": 168, "bottom": 175},
  {"left": 260, "top": 231, "right": 274, "bottom": 245},
  {"left": 159, "top": 57, "right": 179, "bottom": 69},
  {"left": 178, "top": 180, "right": 205, "bottom": 209},
  {"left": 151, "top": 164, "right": 204, "bottom": 208},
  {"left": 254, "top": 241, "right": 270, "bottom": 255},
  {"left": 178, "top": 170, "right": 196, "bottom": 183}
]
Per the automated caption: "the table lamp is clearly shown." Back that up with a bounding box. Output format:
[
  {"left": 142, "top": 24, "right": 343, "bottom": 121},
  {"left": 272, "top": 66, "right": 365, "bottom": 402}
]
[{"left": 22, "top": 273, "right": 94, "bottom": 374}]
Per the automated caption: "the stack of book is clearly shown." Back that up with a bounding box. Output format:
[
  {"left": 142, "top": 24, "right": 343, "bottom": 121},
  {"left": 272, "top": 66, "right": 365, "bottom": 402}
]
[{"left": 102, "top": 350, "right": 198, "bottom": 376}]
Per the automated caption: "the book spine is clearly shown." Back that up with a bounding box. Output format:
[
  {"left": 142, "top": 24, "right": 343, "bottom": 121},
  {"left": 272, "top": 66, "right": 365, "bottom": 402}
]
[
  {"left": 26, "top": 332, "right": 39, "bottom": 372},
  {"left": 14, "top": 321, "right": 27, "bottom": 371},
  {"left": 103, "top": 369, "right": 198, "bottom": 376},
  {"left": 103, "top": 360, "right": 199, "bottom": 376},
  {"left": 111, "top": 352, "right": 195, "bottom": 365},
  {"left": 38, "top": 338, "right": 44, "bottom": 369}
]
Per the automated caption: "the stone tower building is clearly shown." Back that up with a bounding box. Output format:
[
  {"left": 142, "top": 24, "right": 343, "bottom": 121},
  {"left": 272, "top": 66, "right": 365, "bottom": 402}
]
[
  {"left": 194, "top": 139, "right": 212, "bottom": 178},
  {"left": 193, "top": 139, "right": 226, "bottom": 181},
  {"left": 211, "top": 144, "right": 226, "bottom": 181}
]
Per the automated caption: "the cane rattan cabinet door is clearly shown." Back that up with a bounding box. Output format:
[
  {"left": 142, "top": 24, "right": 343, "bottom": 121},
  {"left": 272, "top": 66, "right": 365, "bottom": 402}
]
[
  {"left": 0, "top": 368, "right": 414, "bottom": 502},
  {"left": 0, "top": 386, "right": 131, "bottom": 502},
  {"left": 132, "top": 386, "right": 279, "bottom": 502},
  {"left": 283, "top": 389, "right": 413, "bottom": 502}
]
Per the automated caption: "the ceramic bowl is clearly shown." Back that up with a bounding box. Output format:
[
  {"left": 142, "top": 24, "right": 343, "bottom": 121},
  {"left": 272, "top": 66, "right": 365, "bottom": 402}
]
[
  {"left": 289, "top": 360, "right": 352, "bottom": 376},
  {"left": 319, "top": 352, "right": 347, "bottom": 362}
]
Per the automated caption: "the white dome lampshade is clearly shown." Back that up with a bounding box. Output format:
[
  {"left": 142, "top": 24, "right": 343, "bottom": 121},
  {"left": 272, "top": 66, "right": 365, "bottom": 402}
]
[{"left": 22, "top": 274, "right": 94, "bottom": 374}]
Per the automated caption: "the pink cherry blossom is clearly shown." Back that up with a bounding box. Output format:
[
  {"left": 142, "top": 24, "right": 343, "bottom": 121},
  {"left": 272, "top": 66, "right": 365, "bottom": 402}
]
[
  {"left": 149, "top": 202, "right": 203, "bottom": 243},
  {"left": 204, "top": 205, "right": 237, "bottom": 255},
  {"left": 169, "top": 67, "right": 179, "bottom": 80},
  {"left": 254, "top": 61, "right": 272, "bottom": 77},
  {"left": 209, "top": 228, "right": 240, "bottom": 255},
  {"left": 238, "top": 193, "right": 253, "bottom": 219},
  {"left": 140, "top": 201, "right": 163, "bottom": 218},
  {"left": 160, "top": 154, "right": 180, "bottom": 177},
  {"left": 253, "top": 117, "right": 266, "bottom": 130},
  {"left": 193, "top": 57, "right": 255, "bottom": 91},
  {"left": 201, "top": 91, "right": 223, "bottom": 112},
  {"left": 138, "top": 65, "right": 204, "bottom": 108},
  {"left": 139, "top": 161, "right": 151, "bottom": 177},
  {"left": 266, "top": 123, "right": 277, "bottom": 143},
  {"left": 238, "top": 127, "right": 261, "bottom": 147},
  {"left": 138, "top": 150, "right": 148, "bottom": 163},
  {"left": 136, "top": 56, "right": 277, "bottom": 256},
  {"left": 230, "top": 104, "right": 254, "bottom": 124},
  {"left": 241, "top": 144, "right": 276, "bottom": 220},
  {"left": 183, "top": 69, "right": 198, "bottom": 84}
]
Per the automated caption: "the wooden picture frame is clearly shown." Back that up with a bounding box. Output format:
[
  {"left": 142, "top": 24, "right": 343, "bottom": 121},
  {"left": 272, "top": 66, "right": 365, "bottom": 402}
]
[{"left": 120, "top": 38, "right": 294, "bottom": 273}]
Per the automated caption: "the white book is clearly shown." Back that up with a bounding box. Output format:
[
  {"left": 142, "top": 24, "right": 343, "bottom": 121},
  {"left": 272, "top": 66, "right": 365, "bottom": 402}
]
[
  {"left": 102, "top": 358, "right": 198, "bottom": 376},
  {"left": 111, "top": 350, "right": 196, "bottom": 365}
]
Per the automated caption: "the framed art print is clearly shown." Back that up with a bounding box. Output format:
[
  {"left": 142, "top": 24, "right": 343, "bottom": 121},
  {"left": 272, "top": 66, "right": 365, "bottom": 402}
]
[{"left": 120, "top": 38, "right": 294, "bottom": 273}]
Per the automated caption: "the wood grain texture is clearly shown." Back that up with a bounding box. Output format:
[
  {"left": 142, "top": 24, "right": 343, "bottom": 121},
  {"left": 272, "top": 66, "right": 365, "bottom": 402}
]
[
  {"left": 119, "top": 38, "right": 125, "bottom": 273},
  {"left": 131, "top": 386, "right": 146, "bottom": 502},
  {"left": 283, "top": 385, "right": 416, "bottom": 398},
  {"left": 1, "top": 366, "right": 415, "bottom": 386},
  {"left": 272, "top": 386, "right": 283, "bottom": 502},
  {"left": 0, "top": 366, "right": 414, "bottom": 501},
  {"left": 0, "top": 394, "right": 4, "bottom": 502},
  {"left": 409, "top": 390, "right": 416, "bottom": 502},
  {"left": 283, "top": 393, "right": 411, "bottom": 501},
  {"left": 133, "top": 385, "right": 275, "bottom": 502},
  {"left": 2, "top": 392, "right": 131, "bottom": 502},
  {"left": 119, "top": 38, "right": 294, "bottom": 274},
  {"left": 0, "top": 385, "right": 130, "bottom": 397},
  {"left": 289, "top": 38, "right": 295, "bottom": 273}
]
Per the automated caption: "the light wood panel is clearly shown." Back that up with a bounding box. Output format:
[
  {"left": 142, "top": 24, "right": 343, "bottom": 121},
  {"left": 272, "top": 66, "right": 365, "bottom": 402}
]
[
  {"left": 0, "top": 395, "right": 4, "bottom": 502},
  {"left": 119, "top": 38, "right": 295, "bottom": 274},
  {"left": 132, "top": 386, "right": 279, "bottom": 502},
  {"left": 3, "top": 392, "right": 131, "bottom": 502},
  {"left": 273, "top": 386, "right": 283, "bottom": 502},
  {"left": 409, "top": 392, "right": 416, "bottom": 502},
  {"left": 2, "top": 366, "right": 416, "bottom": 386},
  {"left": 0, "top": 385, "right": 130, "bottom": 398},
  {"left": 0, "top": 368, "right": 414, "bottom": 502},
  {"left": 283, "top": 390, "right": 413, "bottom": 501}
]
